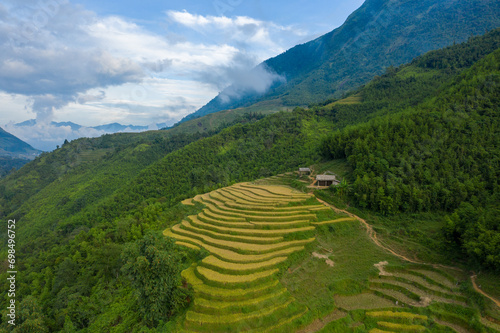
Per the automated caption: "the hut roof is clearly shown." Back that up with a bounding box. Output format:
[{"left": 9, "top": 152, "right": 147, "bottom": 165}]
[
  {"left": 299, "top": 167, "right": 311, "bottom": 172},
  {"left": 316, "top": 175, "right": 336, "bottom": 181}
]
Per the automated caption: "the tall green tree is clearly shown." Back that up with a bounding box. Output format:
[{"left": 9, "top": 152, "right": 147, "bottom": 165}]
[{"left": 121, "top": 232, "right": 188, "bottom": 326}]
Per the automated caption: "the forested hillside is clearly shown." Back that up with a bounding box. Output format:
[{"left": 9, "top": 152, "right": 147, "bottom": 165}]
[
  {"left": 321, "top": 38, "right": 500, "bottom": 269},
  {"left": 0, "top": 29, "right": 498, "bottom": 332},
  {"left": 180, "top": 0, "right": 500, "bottom": 124}
]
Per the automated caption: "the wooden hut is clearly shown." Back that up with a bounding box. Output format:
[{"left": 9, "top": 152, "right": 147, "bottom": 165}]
[{"left": 316, "top": 174, "right": 338, "bottom": 187}]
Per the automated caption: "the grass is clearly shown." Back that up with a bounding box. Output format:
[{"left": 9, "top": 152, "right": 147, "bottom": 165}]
[
  {"left": 240, "top": 183, "right": 311, "bottom": 197},
  {"left": 474, "top": 271, "right": 500, "bottom": 300},
  {"left": 201, "top": 209, "right": 247, "bottom": 221},
  {"left": 215, "top": 189, "right": 283, "bottom": 206},
  {"left": 175, "top": 241, "right": 200, "bottom": 250},
  {"left": 185, "top": 298, "right": 294, "bottom": 324},
  {"left": 311, "top": 217, "right": 357, "bottom": 225},
  {"left": 377, "top": 321, "right": 426, "bottom": 332},
  {"left": 366, "top": 311, "right": 428, "bottom": 321},
  {"left": 194, "top": 213, "right": 255, "bottom": 228},
  {"left": 334, "top": 294, "right": 396, "bottom": 311},
  {"left": 410, "top": 269, "right": 457, "bottom": 289},
  {"left": 260, "top": 308, "right": 309, "bottom": 333},
  {"left": 170, "top": 224, "right": 315, "bottom": 254},
  {"left": 310, "top": 158, "right": 352, "bottom": 179},
  {"left": 226, "top": 187, "right": 307, "bottom": 202},
  {"left": 232, "top": 184, "right": 309, "bottom": 199},
  {"left": 187, "top": 216, "right": 315, "bottom": 236},
  {"left": 369, "top": 282, "right": 422, "bottom": 302},
  {"left": 180, "top": 220, "right": 284, "bottom": 244},
  {"left": 202, "top": 255, "right": 287, "bottom": 274},
  {"left": 165, "top": 229, "right": 307, "bottom": 263},
  {"left": 249, "top": 220, "right": 312, "bottom": 229},
  {"left": 370, "top": 288, "right": 421, "bottom": 307},
  {"left": 223, "top": 200, "right": 321, "bottom": 211},
  {"left": 196, "top": 265, "right": 279, "bottom": 287},
  {"left": 181, "top": 198, "right": 194, "bottom": 205},
  {"left": 384, "top": 268, "right": 458, "bottom": 292},
  {"left": 205, "top": 203, "right": 314, "bottom": 217},
  {"left": 182, "top": 266, "right": 281, "bottom": 301},
  {"left": 200, "top": 197, "right": 315, "bottom": 215},
  {"left": 193, "top": 289, "right": 288, "bottom": 314},
  {"left": 374, "top": 276, "right": 466, "bottom": 303},
  {"left": 282, "top": 220, "right": 404, "bottom": 318},
  {"left": 383, "top": 270, "right": 458, "bottom": 295},
  {"left": 245, "top": 214, "right": 317, "bottom": 221}
]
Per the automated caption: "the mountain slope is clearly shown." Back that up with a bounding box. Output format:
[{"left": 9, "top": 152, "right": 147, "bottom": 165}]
[
  {"left": 181, "top": 0, "right": 500, "bottom": 123},
  {"left": 0, "top": 127, "right": 40, "bottom": 159},
  {"left": 0, "top": 30, "right": 499, "bottom": 331},
  {"left": 0, "top": 127, "right": 41, "bottom": 177}
]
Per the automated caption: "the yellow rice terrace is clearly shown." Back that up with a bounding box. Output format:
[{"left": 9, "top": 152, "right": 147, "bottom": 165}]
[{"left": 164, "top": 182, "right": 352, "bottom": 332}]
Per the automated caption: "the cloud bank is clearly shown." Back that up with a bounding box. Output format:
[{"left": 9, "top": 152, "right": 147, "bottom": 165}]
[{"left": 0, "top": 2, "right": 308, "bottom": 149}]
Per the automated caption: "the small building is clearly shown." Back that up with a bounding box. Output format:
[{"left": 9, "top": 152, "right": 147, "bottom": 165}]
[
  {"left": 299, "top": 167, "right": 311, "bottom": 175},
  {"left": 316, "top": 174, "right": 339, "bottom": 187}
]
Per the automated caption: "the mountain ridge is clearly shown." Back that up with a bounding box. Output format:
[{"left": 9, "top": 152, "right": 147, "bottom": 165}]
[
  {"left": 179, "top": 0, "right": 500, "bottom": 124},
  {"left": 0, "top": 126, "right": 41, "bottom": 177},
  {"left": 0, "top": 126, "right": 40, "bottom": 159}
]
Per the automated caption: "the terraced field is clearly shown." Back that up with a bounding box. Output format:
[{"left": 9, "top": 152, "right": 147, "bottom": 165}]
[
  {"left": 369, "top": 264, "right": 467, "bottom": 308},
  {"left": 164, "top": 176, "right": 499, "bottom": 332},
  {"left": 165, "top": 182, "right": 354, "bottom": 332}
]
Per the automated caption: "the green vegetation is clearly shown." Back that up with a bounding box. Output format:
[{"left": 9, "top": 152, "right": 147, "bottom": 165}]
[
  {"left": 0, "top": 127, "right": 40, "bottom": 159},
  {"left": 0, "top": 26, "right": 499, "bottom": 332},
  {"left": 321, "top": 31, "right": 500, "bottom": 270},
  {"left": 121, "top": 232, "right": 189, "bottom": 326},
  {"left": 164, "top": 184, "right": 336, "bottom": 331},
  {"left": 182, "top": 0, "right": 500, "bottom": 123}
]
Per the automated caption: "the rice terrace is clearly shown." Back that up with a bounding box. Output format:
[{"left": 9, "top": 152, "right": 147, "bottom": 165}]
[{"left": 163, "top": 175, "right": 500, "bottom": 332}]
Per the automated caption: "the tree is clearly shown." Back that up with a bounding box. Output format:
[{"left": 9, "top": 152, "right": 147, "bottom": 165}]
[
  {"left": 121, "top": 231, "right": 188, "bottom": 326},
  {"left": 12, "top": 296, "right": 48, "bottom": 333}
]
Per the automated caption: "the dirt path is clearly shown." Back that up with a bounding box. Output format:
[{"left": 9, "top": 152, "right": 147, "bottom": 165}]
[
  {"left": 314, "top": 197, "right": 420, "bottom": 264},
  {"left": 471, "top": 274, "right": 500, "bottom": 308},
  {"left": 314, "top": 197, "right": 500, "bottom": 310},
  {"left": 296, "top": 310, "right": 347, "bottom": 333}
]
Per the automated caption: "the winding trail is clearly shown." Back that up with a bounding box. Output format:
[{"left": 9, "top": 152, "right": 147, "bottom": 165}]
[
  {"left": 471, "top": 274, "right": 500, "bottom": 308},
  {"left": 313, "top": 196, "right": 500, "bottom": 309},
  {"left": 314, "top": 197, "right": 420, "bottom": 264}
]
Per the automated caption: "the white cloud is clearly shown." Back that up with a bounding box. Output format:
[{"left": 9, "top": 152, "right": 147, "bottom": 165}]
[
  {"left": 4, "top": 121, "right": 107, "bottom": 151},
  {"left": 0, "top": 3, "right": 309, "bottom": 148},
  {"left": 167, "top": 10, "right": 307, "bottom": 56}
]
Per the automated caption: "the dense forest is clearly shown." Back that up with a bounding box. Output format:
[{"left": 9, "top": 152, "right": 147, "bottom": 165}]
[
  {"left": 0, "top": 29, "right": 499, "bottom": 331},
  {"left": 0, "top": 157, "right": 30, "bottom": 178},
  {"left": 321, "top": 36, "right": 500, "bottom": 269}
]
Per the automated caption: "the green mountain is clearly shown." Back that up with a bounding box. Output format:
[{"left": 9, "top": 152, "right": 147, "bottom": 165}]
[
  {"left": 180, "top": 0, "right": 500, "bottom": 124},
  {"left": 0, "top": 127, "right": 40, "bottom": 159},
  {"left": 0, "top": 29, "right": 499, "bottom": 332},
  {"left": 0, "top": 127, "right": 41, "bottom": 177}
]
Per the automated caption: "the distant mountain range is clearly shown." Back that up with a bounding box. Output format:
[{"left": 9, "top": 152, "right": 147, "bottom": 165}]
[
  {"left": 8, "top": 120, "right": 169, "bottom": 151},
  {"left": 180, "top": 0, "right": 500, "bottom": 124},
  {"left": 14, "top": 120, "right": 168, "bottom": 132}
]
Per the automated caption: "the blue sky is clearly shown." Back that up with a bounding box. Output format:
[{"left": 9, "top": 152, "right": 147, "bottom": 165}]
[{"left": 0, "top": 0, "right": 364, "bottom": 150}]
